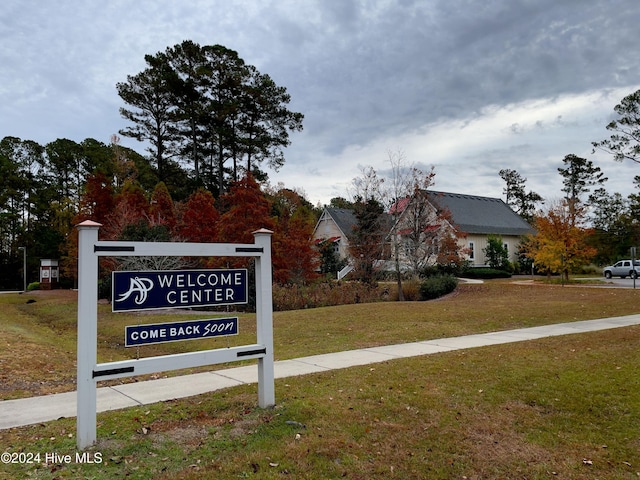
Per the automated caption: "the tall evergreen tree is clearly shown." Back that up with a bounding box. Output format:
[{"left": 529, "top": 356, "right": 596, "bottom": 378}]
[
  {"left": 117, "top": 56, "right": 180, "bottom": 182},
  {"left": 558, "top": 154, "right": 607, "bottom": 206},
  {"left": 117, "top": 41, "right": 304, "bottom": 197},
  {"left": 592, "top": 89, "right": 640, "bottom": 163},
  {"left": 499, "top": 168, "right": 543, "bottom": 223}
]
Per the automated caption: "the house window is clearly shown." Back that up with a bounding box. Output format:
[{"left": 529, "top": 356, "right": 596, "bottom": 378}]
[{"left": 468, "top": 242, "right": 474, "bottom": 260}]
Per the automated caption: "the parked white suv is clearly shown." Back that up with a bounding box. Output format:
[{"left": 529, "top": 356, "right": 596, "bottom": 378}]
[{"left": 603, "top": 260, "right": 640, "bottom": 279}]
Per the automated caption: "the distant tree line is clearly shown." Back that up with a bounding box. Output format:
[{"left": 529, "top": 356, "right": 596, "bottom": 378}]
[
  {"left": 2, "top": 47, "right": 640, "bottom": 290},
  {"left": 0, "top": 131, "right": 318, "bottom": 289}
]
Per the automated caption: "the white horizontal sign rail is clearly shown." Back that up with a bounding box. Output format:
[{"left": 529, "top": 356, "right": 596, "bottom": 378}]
[
  {"left": 92, "top": 344, "right": 266, "bottom": 381},
  {"left": 93, "top": 240, "right": 265, "bottom": 257}
]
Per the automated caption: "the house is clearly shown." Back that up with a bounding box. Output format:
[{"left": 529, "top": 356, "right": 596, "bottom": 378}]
[
  {"left": 312, "top": 191, "right": 535, "bottom": 270},
  {"left": 416, "top": 191, "right": 535, "bottom": 267}
]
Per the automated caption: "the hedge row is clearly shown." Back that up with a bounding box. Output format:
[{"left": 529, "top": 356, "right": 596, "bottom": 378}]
[{"left": 461, "top": 268, "right": 512, "bottom": 279}]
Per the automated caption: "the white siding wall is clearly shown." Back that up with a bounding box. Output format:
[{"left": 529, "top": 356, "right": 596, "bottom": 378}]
[{"left": 462, "top": 234, "right": 523, "bottom": 267}]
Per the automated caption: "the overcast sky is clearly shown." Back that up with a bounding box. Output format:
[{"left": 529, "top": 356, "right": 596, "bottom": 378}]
[{"left": 2, "top": 0, "right": 640, "bottom": 207}]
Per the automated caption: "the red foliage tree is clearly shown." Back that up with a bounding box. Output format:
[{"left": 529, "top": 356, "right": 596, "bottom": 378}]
[
  {"left": 215, "top": 174, "right": 275, "bottom": 269},
  {"left": 103, "top": 181, "right": 150, "bottom": 240},
  {"left": 176, "top": 189, "right": 220, "bottom": 242},
  {"left": 77, "top": 172, "right": 115, "bottom": 225},
  {"left": 149, "top": 181, "right": 176, "bottom": 232},
  {"left": 217, "top": 174, "right": 275, "bottom": 243},
  {"left": 60, "top": 172, "right": 117, "bottom": 284},
  {"left": 270, "top": 188, "right": 319, "bottom": 284}
]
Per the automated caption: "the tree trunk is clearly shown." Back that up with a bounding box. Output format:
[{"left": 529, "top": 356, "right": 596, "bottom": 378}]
[{"left": 394, "top": 235, "right": 404, "bottom": 301}]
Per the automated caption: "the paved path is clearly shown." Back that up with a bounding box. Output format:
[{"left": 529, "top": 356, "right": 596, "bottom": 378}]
[{"left": 2, "top": 314, "right": 640, "bottom": 430}]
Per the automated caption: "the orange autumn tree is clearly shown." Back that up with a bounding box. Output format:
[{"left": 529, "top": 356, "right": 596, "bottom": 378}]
[{"left": 525, "top": 199, "right": 596, "bottom": 281}]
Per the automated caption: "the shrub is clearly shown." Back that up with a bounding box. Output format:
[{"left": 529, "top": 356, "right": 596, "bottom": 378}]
[
  {"left": 27, "top": 282, "right": 40, "bottom": 291},
  {"left": 421, "top": 263, "right": 466, "bottom": 278},
  {"left": 577, "top": 264, "right": 600, "bottom": 275},
  {"left": 419, "top": 275, "right": 458, "bottom": 300},
  {"left": 98, "top": 276, "right": 112, "bottom": 301},
  {"left": 401, "top": 277, "right": 422, "bottom": 301},
  {"left": 389, "top": 277, "right": 422, "bottom": 301},
  {"left": 483, "top": 234, "right": 510, "bottom": 270}
]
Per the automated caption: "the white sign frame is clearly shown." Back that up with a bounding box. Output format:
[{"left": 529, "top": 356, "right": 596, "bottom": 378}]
[{"left": 76, "top": 220, "right": 274, "bottom": 449}]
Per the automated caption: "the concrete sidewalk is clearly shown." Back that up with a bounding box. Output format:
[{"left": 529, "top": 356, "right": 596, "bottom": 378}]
[{"left": 2, "top": 314, "right": 640, "bottom": 431}]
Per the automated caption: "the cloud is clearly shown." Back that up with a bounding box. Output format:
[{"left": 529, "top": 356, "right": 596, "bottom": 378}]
[
  {"left": 1, "top": 0, "right": 640, "bottom": 208},
  {"left": 274, "top": 85, "right": 640, "bottom": 205}
]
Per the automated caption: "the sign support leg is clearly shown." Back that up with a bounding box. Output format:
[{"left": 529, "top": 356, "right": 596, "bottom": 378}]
[
  {"left": 254, "top": 229, "right": 275, "bottom": 407},
  {"left": 76, "top": 221, "right": 101, "bottom": 450}
]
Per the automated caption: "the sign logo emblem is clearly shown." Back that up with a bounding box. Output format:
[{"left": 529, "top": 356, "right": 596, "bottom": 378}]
[{"left": 116, "top": 277, "right": 154, "bottom": 305}]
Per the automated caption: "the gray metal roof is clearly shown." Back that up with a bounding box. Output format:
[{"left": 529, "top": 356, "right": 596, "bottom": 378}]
[
  {"left": 322, "top": 192, "right": 534, "bottom": 239},
  {"left": 426, "top": 191, "right": 535, "bottom": 236}
]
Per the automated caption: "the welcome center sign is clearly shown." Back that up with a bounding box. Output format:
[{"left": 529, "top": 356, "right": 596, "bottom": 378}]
[
  {"left": 76, "top": 223, "right": 275, "bottom": 450},
  {"left": 113, "top": 269, "right": 248, "bottom": 312}
]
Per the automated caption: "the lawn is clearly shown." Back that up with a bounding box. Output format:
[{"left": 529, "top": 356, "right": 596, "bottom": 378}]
[{"left": 1, "top": 281, "right": 640, "bottom": 479}]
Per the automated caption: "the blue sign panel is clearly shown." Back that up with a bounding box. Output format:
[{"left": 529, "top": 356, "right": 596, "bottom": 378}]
[
  {"left": 112, "top": 269, "right": 248, "bottom": 312},
  {"left": 125, "top": 317, "right": 239, "bottom": 347}
]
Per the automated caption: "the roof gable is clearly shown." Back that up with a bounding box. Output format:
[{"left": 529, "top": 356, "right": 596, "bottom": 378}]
[{"left": 324, "top": 208, "right": 359, "bottom": 237}]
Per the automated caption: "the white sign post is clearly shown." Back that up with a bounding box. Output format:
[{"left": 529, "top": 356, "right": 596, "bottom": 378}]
[{"left": 76, "top": 220, "right": 274, "bottom": 449}]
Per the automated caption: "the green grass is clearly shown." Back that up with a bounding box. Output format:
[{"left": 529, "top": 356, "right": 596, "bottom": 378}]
[
  {"left": 2, "top": 283, "right": 640, "bottom": 398},
  {"left": 3, "top": 328, "right": 640, "bottom": 479},
  {"left": 2, "top": 282, "right": 640, "bottom": 478}
]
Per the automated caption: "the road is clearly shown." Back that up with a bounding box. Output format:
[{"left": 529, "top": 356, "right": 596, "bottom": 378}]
[
  {"left": 587, "top": 277, "right": 640, "bottom": 289},
  {"left": 510, "top": 275, "right": 640, "bottom": 289}
]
